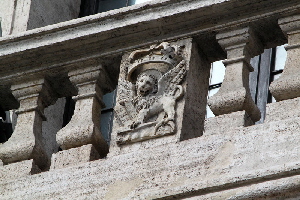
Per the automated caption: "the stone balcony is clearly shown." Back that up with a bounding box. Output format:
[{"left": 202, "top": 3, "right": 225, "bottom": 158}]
[{"left": 1, "top": 0, "right": 300, "bottom": 199}]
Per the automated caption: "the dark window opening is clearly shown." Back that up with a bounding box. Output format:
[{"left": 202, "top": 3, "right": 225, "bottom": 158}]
[
  {"left": 100, "top": 90, "right": 117, "bottom": 144},
  {"left": 62, "top": 97, "right": 76, "bottom": 128},
  {"left": 0, "top": 106, "right": 13, "bottom": 143},
  {"left": 79, "top": 0, "right": 138, "bottom": 17}
]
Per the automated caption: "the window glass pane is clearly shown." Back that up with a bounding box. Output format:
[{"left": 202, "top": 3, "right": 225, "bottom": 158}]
[
  {"left": 270, "top": 96, "right": 276, "bottom": 103},
  {"left": 97, "top": 0, "right": 151, "bottom": 12},
  {"left": 100, "top": 90, "right": 117, "bottom": 143},
  {"left": 100, "top": 111, "right": 114, "bottom": 143},
  {"left": 102, "top": 90, "right": 116, "bottom": 109},
  {"left": 128, "top": 0, "right": 136, "bottom": 5},
  {"left": 208, "top": 87, "right": 219, "bottom": 97},
  {"left": 97, "top": 0, "right": 127, "bottom": 13},
  {"left": 206, "top": 105, "right": 215, "bottom": 119},
  {"left": 210, "top": 60, "right": 225, "bottom": 85},
  {"left": 273, "top": 73, "right": 282, "bottom": 81},
  {"left": 274, "top": 44, "right": 287, "bottom": 71},
  {"left": 134, "top": 0, "right": 151, "bottom": 4}
]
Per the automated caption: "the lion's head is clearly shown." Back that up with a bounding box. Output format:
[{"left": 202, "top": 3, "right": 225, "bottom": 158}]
[{"left": 135, "top": 69, "right": 161, "bottom": 97}]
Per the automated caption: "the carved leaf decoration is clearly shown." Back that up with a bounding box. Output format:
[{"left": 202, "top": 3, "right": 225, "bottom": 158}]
[{"left": 157, "top": 60, "right": 186, "bottom": 96}]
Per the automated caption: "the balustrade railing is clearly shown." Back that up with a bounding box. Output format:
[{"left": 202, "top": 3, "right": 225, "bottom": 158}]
[{"left": 0, "top": 0, "right": 299, "bottom": 179}]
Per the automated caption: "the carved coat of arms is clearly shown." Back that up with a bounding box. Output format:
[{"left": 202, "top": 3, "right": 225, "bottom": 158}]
[{"left": 114, "top": 42, "right": 186, "bottom": 145}]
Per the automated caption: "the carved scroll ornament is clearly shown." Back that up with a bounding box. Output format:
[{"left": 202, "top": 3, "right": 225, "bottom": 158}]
[{"left": 114, "top": 42, "right": 186, "bottom": 145}]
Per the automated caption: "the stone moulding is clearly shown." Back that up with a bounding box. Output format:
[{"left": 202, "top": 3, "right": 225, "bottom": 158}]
[
  {"left": 116, "top": 121, "right": 175, "bottom": 145},
  {"left": 0, "top": 0, "right": 292, "bottom": 78}
]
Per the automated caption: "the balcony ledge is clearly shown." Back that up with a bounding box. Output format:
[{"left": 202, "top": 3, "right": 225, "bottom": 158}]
[
  {"left": 1, "top": 102, "right": 300, "bottom": 199},
  {"left": 0, "top": 0, "right": 295, "bottom": 77}
]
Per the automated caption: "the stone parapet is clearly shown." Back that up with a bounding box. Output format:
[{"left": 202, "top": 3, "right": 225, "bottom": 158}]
[
  {"left": 0, "top": 0, "right": 300, "bottom": 199},
  {"left": 0, "top": 159, "right": 41, "bottom": 181},
  {"left": 204, "top": 111, "right": 254, "bottom": 135},
  {"left": 1, "top": 114, "right": 300, "bottom": 199},
  {"left": 50, "top": 144, "right": 100, "bottom": 170}
]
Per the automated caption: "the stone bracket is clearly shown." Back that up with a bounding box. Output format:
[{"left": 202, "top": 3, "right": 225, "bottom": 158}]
[
  {"left": 270, "top": 14, "right": 300, "bottom": 101},
  {"left": 0, "top": 78, "right": 56, "bottom": 170},
  {"left": 208, "top": 26, "right": 262, "bottom": 122},
  {"left": 56, "top": 63, "right": 109, "bottom": 158}
]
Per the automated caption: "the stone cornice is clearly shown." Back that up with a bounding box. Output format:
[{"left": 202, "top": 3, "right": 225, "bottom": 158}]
[{"left": 0, "top": 0, "right": 298, "bottom": 81}]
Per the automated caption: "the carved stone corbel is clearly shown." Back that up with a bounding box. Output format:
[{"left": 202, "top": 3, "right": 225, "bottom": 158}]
[
  {"left": 0, "top": 78, "right": 56, "bottom": 171},
  {"left": 208, "top": 27, "right": 262, "bottom": 122},
  {"left": 270, "top": 15, "right": 300, "bottom": 101},
  {"left": 55, "top": 63, "right": 109, "bottom": 163}
]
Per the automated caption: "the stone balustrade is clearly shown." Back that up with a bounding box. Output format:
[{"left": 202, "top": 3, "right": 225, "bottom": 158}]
[
  {"left": 208, "top": 27, "right": 262, "bottom": 123},
  {"left": 1, "top": 0, "right": 300, "bottom": 198},
  {"left": 270, "top": 15, "right": 300, "bottom": 101},
  {"left": 0, "top": 58, "right": 117, "bottom": 173},
  {"left": 0, "top": 78, "right": 56, "bottom": 171},
  {"left": 53, "top": 63, "right": 111, "bottom": 169}
]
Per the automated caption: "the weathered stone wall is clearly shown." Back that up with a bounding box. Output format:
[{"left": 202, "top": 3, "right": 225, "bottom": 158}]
[
  {"left": 27, "top": 0, "right": 81, "bottom": 31},
  {"left": 1, "top": 99, "right": 300, "bottom": 199},
  {"left": 0, "top": 0, "right": 15, "bottom": 36},
  {"left": 0, "top": 0, "right": 81, "bottom": 36}
]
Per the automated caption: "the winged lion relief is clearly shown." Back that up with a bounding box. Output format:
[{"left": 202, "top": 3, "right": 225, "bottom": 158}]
[{"left": 114, "top": 42, "right": 186, "bottom": 145}]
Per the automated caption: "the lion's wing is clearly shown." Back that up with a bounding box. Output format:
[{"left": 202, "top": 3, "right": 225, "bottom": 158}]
[{"left": 157, "top": 60, "right": 186, "bottom": 96}]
